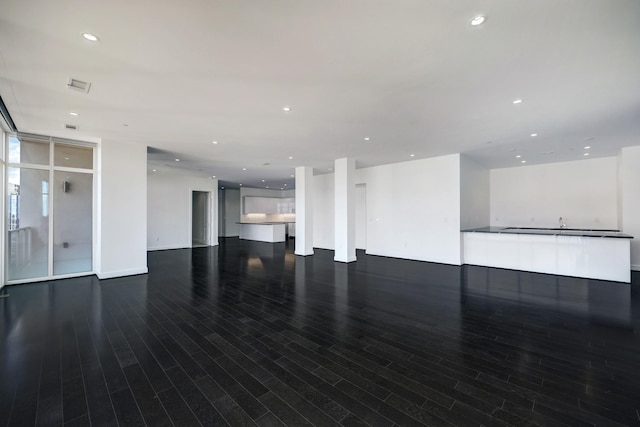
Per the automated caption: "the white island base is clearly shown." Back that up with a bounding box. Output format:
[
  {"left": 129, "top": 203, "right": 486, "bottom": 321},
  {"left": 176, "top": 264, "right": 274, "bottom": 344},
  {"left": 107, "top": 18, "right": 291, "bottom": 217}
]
[
  {"left": 238, "top": 223, "right": 286, "bottom": 243},
  {"left": 463, "top": 232, "right": 631, "bottom": 283}
]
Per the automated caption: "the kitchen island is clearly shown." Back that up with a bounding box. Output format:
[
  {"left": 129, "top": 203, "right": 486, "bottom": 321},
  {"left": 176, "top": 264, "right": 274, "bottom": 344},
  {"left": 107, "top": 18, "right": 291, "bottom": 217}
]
[
  {"left": 238, "top": 222, "right": 287, "bottom": 243},
  {"left": 462, "top": 227, "right": 633, "bottom": 283}
]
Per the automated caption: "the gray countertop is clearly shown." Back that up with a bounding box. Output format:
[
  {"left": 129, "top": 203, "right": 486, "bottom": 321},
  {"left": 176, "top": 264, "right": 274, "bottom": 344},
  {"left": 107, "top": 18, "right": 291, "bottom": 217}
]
[
  {"left": 462, "top": 226, "right": 633, "bottom": 239},
  {"left": 237, "top": 222, "right": 290, "bottom": 225}
]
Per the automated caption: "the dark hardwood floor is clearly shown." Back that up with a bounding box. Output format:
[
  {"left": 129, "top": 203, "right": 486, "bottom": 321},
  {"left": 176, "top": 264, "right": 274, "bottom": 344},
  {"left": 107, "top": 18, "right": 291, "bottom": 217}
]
[{"left": 1, "top": 237, "right": 640, "bottom": 426}]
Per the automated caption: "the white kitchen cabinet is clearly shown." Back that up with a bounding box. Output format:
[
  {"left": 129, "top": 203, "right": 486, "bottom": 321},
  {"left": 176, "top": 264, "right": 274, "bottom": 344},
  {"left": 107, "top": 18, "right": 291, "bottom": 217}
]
[
  {"left": 462, "top": 231, "right": 631, "bottom": 282},
  {"left": 276, "top": 198, "right": 295, "bottom": 213},
  {"left": 243, "top": 196, "right": 295, "bottom": 214}
]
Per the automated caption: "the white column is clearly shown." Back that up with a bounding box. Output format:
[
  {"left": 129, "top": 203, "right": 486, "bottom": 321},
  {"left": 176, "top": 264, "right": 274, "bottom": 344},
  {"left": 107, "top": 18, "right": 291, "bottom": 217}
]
[
  {"left": 334, "top": 157, "right": 356, "bottom": 262},
  {"left": 97, "top": 139, "right": 148, "bottom": 278},
  {"left": 295, "top": 166, "right": 314, "bottom": 256},
  {"left": 619, "top": 146, "right": 640, "bottom": 271}
]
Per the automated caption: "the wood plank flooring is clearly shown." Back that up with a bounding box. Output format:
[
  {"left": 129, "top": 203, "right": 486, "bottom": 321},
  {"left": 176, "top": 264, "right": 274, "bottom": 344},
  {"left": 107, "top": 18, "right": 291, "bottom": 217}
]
[{"left": 1, "top": 237, "right": 639, "bottom": 426}]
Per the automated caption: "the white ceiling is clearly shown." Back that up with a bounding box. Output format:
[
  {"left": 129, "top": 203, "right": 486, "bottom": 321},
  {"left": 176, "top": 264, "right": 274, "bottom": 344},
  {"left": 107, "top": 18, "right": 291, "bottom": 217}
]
[{"left": 1, "top": 0, "right": 639, "bottom": 189}]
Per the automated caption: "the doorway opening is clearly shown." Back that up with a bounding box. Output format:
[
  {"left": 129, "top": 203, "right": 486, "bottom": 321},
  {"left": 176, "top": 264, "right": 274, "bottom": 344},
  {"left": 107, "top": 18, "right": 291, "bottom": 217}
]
[
  {"left": 355, "top": 183, "right": 366, "bottom": 250},
  {"left": 192, "top": 191, "right": 211, "bottom": 247}
]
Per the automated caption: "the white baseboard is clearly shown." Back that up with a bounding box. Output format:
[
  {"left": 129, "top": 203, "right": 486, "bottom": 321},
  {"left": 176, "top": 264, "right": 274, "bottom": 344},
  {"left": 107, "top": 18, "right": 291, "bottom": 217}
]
[
  {"left": 295, "top": 251, "right": 315, "bottom": 256},
  {"left": 148, "top": 244, "right": 190, "bottom": 251},
  {"left": 334, "top": 256, "right": 357, "bottom": 263},
  {"left": 148, "top": 243, "right": 219, "bottom": 251},
  {"left": 97, "top": 267, "right": 148, "bottom": 280},
  {"left": 632, "top": 264, "right": 640, "bottom": 271}
]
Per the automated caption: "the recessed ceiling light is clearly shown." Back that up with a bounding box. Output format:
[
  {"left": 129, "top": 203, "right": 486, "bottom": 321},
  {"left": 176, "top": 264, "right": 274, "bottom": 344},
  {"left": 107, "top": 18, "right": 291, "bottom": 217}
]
[
  {"left": 221, "top": 186, "right": 225, "bottom": 189},
  {"left": 410, "top": 154, "right": 415, "bottom": 157},
  {"left": 175, "top": 158, "right": 180, "bottom": 162},
  {"left": 516, "top": 155, "right": 522, "bottom": 158},
  {"left": 69, "top": 112, "right": 79, "bottom": 116},
  {"left": 242, "top": 168, "right": 247, "bottom": 171},
  {"left": 513, "top": 99, "right": 523, "bottom": 104},
  {"left": 152, "top": 169, "right": 157, "bottom": 172},
  {"left": 470, "top": 15, "right": 486, "bottom": 26},
  {"left": 288, "top": 156, "right": 293, "bottom": 160},
  {"left": 239, "top": 184, "right": 243, "bottom": 186},
  {"left": 283, "top": 106, "right": 291, "bottom": 112},
  {"left": 280, "top": 188, "right": 284, "bottom": 190},
  {"left": 266, "top": 186, "right": 269, "bottom": 188},
  {"left": 584, "top": 153, "right": 590, "bottom": 156},
  {"left": 284, "top": 184, "right": 287, "bottom": 186},
  {"left": 262, "top": 179, "right": 265, "bottom": 182},
  {"left": 82, "top": 33, "right": 100, "bottom": 42},
  {"left": 212, "top": 140, "right": 218, "bottom": 144},
  {"left": 290, "top": 174, "right": 294, "bottom": 178},
  {"left": 364, "top": 137, "right": 371, "bottom": 141},
  {"left": 64, "top": 157, "right": 70, "bottom": 160},
  {"left": 530, "top": 133, "right": 538, "bottom": 137},
  {"left": 211, "top": 176, "right": 216, "bottom": 178},
  {"left": 521, "top": 160, "right": 527, "bottom": 163},
  {"left": 584, "top": 146, "right": 591, "bottom": 149}
]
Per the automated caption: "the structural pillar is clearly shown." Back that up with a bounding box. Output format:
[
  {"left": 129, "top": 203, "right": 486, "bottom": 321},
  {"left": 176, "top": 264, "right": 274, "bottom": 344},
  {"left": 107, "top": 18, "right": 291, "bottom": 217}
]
[
  {"left": 295, "top": 166, "right": 314, "bottom": 256},
  {"left": 334, "top": 157, "right": 356, "bottom": 262},
  {"left": 619, "top": 146, "right": 640, "bottom": 271}
]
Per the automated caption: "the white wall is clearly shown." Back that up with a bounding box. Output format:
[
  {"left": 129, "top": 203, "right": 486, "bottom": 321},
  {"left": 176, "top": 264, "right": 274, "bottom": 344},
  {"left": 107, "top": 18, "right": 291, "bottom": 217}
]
[
  {"left": 490, "top": 157, "right": 618, "bottom": 229},
  {"left": 97, "top": 140, "right": 148, "bottom": 279},
  {"left": 357, "top": 154, "right": 462, "bottom": 265},
  {"left": 147, "top": 173, "right": 218, "bottom": 251},
  {"left": 239, "top": 187, "right": 295, "bottom": 224},
  {"left": 460, "top": 155, "right": 490, "bottom": 230},
  {"left": 313, "top": 173, "right": 335, "bottom": 250},
  {"left": 619, "top": 146, "right": 640, "bottom": 270}
]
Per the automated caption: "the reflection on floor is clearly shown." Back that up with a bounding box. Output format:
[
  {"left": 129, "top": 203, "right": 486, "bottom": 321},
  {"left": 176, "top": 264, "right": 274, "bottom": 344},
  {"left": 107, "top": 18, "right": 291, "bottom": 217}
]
[{"left": 1, "top": 237, "right": 639, "bottom": 426}]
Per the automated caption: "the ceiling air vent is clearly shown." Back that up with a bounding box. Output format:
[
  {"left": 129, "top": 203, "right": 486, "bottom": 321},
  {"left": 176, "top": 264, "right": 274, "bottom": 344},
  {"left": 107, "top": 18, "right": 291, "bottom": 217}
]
[
  {"left": 67, "top": 78, "right": 91, "bottom": 93},
  {"left": 65, "top": 124, "right": 78, "bottom": 131}
]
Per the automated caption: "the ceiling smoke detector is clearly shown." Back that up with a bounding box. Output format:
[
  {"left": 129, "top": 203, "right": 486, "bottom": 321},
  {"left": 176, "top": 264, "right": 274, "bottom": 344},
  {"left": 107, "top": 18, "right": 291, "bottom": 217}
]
[{"left": 67, "top": 78, "right": 91, "bottom": 93}]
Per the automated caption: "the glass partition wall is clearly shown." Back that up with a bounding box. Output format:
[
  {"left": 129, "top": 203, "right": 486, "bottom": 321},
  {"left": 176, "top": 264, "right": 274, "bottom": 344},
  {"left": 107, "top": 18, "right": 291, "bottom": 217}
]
[{"left": 5, "top": 133, "right": 94, "bottom": 283}]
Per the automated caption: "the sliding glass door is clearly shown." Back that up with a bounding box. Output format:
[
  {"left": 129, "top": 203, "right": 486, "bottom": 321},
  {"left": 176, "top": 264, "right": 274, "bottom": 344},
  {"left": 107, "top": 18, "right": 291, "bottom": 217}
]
[{"left": 5, "top": 134, "right": 94, "bottom": 283}]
